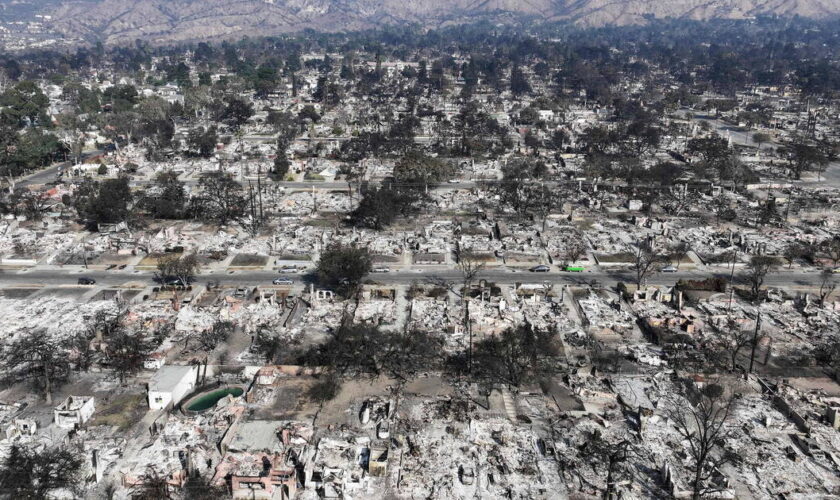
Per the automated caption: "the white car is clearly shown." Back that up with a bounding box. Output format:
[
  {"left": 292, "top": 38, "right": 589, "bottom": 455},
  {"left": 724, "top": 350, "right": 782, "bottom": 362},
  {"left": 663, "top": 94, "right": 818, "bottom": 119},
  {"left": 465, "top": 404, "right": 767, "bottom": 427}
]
[
  {"left": 660, "top": 265, "right": 678, "bottom": 273},
  {"left": 372, "top": 267, "right": 390, "bottom": 273}
]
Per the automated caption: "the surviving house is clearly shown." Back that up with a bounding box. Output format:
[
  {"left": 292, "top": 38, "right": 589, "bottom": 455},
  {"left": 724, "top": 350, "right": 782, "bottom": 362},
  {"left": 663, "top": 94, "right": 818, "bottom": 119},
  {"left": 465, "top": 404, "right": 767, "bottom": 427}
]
[{"left": 147, "top": 365, "right": 198, "bottom": 410}]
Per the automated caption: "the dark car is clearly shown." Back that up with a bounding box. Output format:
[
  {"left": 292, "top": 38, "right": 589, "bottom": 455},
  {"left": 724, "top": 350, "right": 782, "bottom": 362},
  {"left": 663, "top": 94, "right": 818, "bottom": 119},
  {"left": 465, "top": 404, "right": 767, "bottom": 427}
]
[
  {"left": 78, "top": 277, "right": 96, "bottom": 285},
  {"left": 529, "top": 265, "right": 551, "bottom": 273}
]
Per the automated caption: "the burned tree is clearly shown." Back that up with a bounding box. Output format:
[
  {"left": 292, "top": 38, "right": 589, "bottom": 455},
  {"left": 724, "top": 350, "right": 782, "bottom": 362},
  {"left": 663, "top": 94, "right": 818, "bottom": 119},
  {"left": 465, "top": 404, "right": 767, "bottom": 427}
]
[
  {"left": 563, "top": 235, "right": 588, "bottom": 267},
  {"left": 670, "top": 241, "right": 690, "bottom": 270},
  {"left": 130, "top": 466, "right": 173, "bottom": 500},
  {"left": 822, "top": 237, "right": 840, "bottom": 267},
  {"left": 195, "top": 320, "right": 234, "bottom": 352},
  {"left": 819, "top": 268, "right": 837, "bottom": 308},
  {"left": 744, "top": 255, "right": 777, "bottom": 301},
  {"left": 632, "top": 241, "right": 666, "bottom": 287},
  {"left": 712, "top": 317, "right": 753, "bottom": 372},
  {"left": 454, "top": 249, "right": 485, "bottom": 297},
  {"left": 666, "top": 382, "right": 739, "bottom": 500}
]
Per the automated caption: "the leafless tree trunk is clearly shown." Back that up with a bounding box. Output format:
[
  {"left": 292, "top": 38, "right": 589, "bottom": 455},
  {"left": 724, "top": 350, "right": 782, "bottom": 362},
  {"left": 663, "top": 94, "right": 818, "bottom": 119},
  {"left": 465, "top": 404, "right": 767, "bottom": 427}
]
[
  {"left": 632, "top": 241, "right": 665, "bottom": 287},
  {"left": 667, "top": 382, "right": 739, "bottom": 500},
  {"left": 819, "top": 268, "right": 837, "bottom": 308}
]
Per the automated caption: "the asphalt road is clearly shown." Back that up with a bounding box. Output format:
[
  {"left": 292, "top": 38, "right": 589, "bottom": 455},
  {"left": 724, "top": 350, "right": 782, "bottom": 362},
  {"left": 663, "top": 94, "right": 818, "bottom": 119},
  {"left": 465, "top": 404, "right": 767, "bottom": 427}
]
[
  {"left": 0, "top": 267, "right": 827, "bottom": 290},
  {"left": 15, "top": 150, "right": 106, "bottom": 187}
]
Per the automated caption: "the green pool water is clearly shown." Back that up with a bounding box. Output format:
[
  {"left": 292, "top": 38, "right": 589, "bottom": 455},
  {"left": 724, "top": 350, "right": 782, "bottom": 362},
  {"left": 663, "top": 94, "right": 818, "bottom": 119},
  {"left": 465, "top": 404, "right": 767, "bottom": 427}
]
[{"left": 185, "top": 387, "right": 244, "bottom": 412}]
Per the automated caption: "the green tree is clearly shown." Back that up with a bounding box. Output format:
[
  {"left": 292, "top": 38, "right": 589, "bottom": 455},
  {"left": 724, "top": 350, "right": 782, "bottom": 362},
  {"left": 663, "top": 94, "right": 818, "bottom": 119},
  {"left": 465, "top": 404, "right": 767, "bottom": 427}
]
[
  {"left": 78, "top": 177, "right": 132, "bottom": 228},
  {"left": 510, "top": 65, "right": 531, "bottom": 95},
  {"left": 298, "top": 104, "right": 320, "bottom": 123},
  {"left": 472, "top": 323, "right": 560, "bottom": 387},
  {"left": 0, "top": 81, "right": 50, "bottom": 128},
  {"left": 106, "top": 329, "right": 154, "bottom": 383},
  {"left": 0, "top": 331, "right": 71, "bottom": 404},
  {"left": 103, "top": 84, "right": 139, "bottom": 113},
  {"left": 187, "top": 125, "right": 218, "bottom": 158},
  {"left": 393, "top": 150, "right": 454, "bottom": 188},
  {"left": 1, "top": 128, "right": 61, "bottom": 177},
  {"left": 144, "top": 171, "right": 186, "bottom": 219},
  {"left": 316, "top": 243, "right": 372, "bottom": 296},
  {"left": 350, "top": 185, "right": 417, "bottom": 230},
  {"left": 0, "top": 444, "right": 83, "bottom": 499},
  {"left": 218, "top": 97, "right": 253, "bottom": 130},
  {"left": 272, "top": 138, "right": 291, "bottom": 179},
  {"left": 193, "top": 172, "right": 245, "bottom": 225},
  {"left": 155, "top": 253, "right": 199, "bottom": 286},
  {"left": 784, "top": 140, "right": 829, "bottom": 180}
]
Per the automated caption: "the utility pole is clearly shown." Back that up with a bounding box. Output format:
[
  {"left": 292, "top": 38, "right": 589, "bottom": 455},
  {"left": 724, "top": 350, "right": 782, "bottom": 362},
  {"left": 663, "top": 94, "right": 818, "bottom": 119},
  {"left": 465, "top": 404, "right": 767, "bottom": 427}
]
[
  {"left": 465, "top": 300, "right": 472, "bottom": 375},
  {"left": 749, "top": 311, "right": 762, "bottom": 373},
  {"left": 727, "top": 248, "right": 738, "bottom": 314},
  {"left": 257, "top": 175, "right": 264, "bottom": 219}
]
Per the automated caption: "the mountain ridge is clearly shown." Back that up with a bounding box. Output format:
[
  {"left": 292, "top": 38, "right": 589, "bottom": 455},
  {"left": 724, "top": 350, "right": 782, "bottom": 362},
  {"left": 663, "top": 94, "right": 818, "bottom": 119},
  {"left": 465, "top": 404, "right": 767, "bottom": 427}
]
[{"left": 37, "top": 0, "right": 840, "bottom": 44}]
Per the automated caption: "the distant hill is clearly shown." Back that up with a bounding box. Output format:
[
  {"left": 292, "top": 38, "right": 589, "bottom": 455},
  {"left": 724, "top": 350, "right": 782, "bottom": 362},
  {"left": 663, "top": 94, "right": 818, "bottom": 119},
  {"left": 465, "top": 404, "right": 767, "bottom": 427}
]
[{"left": 27, "top": 0, "right": 840, "bottom": 44}]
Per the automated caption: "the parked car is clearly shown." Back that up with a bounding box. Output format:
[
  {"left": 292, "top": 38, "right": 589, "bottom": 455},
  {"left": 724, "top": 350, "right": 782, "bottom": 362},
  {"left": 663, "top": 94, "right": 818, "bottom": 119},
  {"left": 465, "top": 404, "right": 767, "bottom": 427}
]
[
  {"left": 273, "top": 278, "right": 294, "bottom": 285},
  {"left": 164, "top": 277, "right": 187, "bottom": 287},
  {"left": 77, "top": 277, "right": 96, "bottom": 285},
  {"left": 372, "top": 267, "right": 390, "bottom": 273},
  {"left": 278, "top": 265, "right": 299, "bottom": 273},
  {"left": 530, "top": 265, "right": 550, "bottom": 273},
  {"left": 660, "top": 265, "right": 678, "bottom": 273}
]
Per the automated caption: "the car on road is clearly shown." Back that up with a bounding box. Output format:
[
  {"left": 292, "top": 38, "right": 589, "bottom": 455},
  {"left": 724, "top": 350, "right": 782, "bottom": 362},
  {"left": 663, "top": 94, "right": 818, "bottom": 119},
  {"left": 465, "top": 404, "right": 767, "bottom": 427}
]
[
  {"left": 273, "top": 278, "right": 294, "bottom": 285},
  {"left": 530, "top": 265, "right": 551, "bottom": 273},
  {"left": 78, "top": 277, "right": 96, "bottom": 285},
  {"left": 278, "top": 265, "right": 301, "bottom": 273},
  {"left": 372, "top": 267, "right": 390, "bottom": 273},
  {"left": 164, "top": 278, "right": 188, "bottom": 287},
  {"left": 660, "top": 265, "right": 678, "bottom": 273},
  {"left": 448, "top": 179, "right": 460, "bottom": 184},
  {"left": 565, "top": 266, "right": 585, "bottom": 272}
]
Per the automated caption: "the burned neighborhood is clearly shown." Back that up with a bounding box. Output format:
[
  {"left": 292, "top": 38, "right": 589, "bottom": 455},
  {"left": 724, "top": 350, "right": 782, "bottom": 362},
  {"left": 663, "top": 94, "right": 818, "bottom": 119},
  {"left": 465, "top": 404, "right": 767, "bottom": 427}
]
[{"left": 1, "top": 6, "right": 840, "bottom": 500}]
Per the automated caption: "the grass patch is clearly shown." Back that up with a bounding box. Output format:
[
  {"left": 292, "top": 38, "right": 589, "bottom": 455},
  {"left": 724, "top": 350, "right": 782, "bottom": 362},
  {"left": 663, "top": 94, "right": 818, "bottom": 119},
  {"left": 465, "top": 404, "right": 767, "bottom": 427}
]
[
  {"left": 137, "top": 253, "right": 174, "bottom": 267},
  {"left": 595, "top": 253, "right": 635, "bottom": 263},
  {"left": 230, "top": 254, "right": 268, "bottom": 267},
  {"left": 90, "top": 393, "right": 146, "bottom": 431},
  {"left": 305, "top": 218, "right": 339, "bottom": 228},
  {"left": 275, "top": 254, "right": 312, "bottom": 261}
]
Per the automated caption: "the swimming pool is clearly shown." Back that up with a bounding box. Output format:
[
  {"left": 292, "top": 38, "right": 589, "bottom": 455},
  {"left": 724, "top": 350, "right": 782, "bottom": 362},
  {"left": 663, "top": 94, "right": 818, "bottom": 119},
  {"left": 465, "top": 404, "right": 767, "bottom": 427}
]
[{"left": 183, "top": 386, "right": 245, "bottom": 412}]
